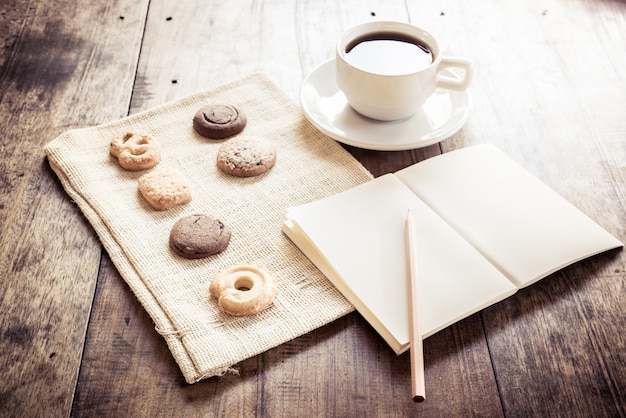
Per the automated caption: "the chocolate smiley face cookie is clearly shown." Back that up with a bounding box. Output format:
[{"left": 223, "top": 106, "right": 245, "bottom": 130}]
[
  {"left": 169, "top": 214, "right": 232, "bottom": 259},
  {"left": 216, "top": 136, "right": 277, "bottom": 177},
  {"left": 193, "top": 104, "right": 247, "bottom": 139}
]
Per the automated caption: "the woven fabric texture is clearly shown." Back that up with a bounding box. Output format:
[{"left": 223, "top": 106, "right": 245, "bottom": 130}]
[{"left": 44, "top": 73, "right": 373, "bottom": 383}]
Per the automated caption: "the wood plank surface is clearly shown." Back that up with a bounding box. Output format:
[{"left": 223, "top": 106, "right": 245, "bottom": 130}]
[
  {"left": 406, "top": 1, "right": 626, "bottom": 416},
  {"left": 0, "top": 1, "right": 148, "bottom": 416},
  {"left": 71, "top": 1, "right": 502, "bottom": 416},
  {"left": 0, "top": 0, "right": 624, "bottom": 417}
]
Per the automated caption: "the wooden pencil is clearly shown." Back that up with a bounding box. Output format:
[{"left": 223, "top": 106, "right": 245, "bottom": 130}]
[{"left": 405, "top": 210, "right": 426, "bottom": 402}]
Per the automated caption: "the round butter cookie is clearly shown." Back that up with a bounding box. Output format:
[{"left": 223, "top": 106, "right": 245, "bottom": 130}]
[{"left": 216, "top": 136, "right": 277, "bottom": 177}]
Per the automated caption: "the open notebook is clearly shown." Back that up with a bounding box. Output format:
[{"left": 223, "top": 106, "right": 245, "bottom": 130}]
[{"left": 282, "top": 144, "right": 622, "bottom": 354}]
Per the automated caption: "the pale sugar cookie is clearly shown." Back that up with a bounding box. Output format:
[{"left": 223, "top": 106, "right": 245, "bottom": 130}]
[{"left": 138, "top": 166, "right": 192, "bottom": 210}]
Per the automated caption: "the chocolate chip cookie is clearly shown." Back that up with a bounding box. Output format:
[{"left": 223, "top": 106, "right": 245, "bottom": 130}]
[{"left": 169, "top": 214, "right": 231, "bottom": 259}]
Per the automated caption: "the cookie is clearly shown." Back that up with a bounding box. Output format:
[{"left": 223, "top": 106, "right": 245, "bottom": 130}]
[
  {"left": 169, "top": 214, "right": 231, "bottom": 259},
  {"left": 193, "top": 104, "right": 247, "bottom": 139},
  {"left": 138, "top": 166, "right": 192, "bottom": 210},
  {"left": 110, "top": 131, "right": 161, "bottom": 171},
  {"left": 209, "top": 264, "right": 276, "bottom": 316},
  {"left": 216, "top": 136, "right": 277, "bottom": 177}
]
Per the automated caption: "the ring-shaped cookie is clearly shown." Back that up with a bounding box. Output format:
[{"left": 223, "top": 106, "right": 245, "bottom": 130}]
[
  {"left": 110, "top": 131, "right": 161, "bottom": 171},
  {"left": 209, "top": 264, "right": 277, "bottom": 316}
]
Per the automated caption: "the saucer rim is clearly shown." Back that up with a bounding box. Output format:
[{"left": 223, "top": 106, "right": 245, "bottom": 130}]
[{"left": 299, "top": 59, "right": 472, "bottom": 151}]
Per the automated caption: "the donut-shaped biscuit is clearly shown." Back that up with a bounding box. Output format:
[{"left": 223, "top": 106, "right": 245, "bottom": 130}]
[
  {"left": 209, "top": 264, "right": 277, "bottom": 316},
  {"left": 110, "top": 131, "right": 161, "bottom": 171},
  {"left": 193, "top": 104, "right": 247, "bottom": 139}
]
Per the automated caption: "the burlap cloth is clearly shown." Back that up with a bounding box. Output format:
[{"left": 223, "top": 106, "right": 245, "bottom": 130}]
[{"left": 44, "top": 73, "right": 373, "bottom": 383}]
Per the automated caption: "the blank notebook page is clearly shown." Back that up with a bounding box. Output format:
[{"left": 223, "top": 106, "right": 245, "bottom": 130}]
[
  {"left": 287, "top": 173, "right": 516, "bottom": 350},
  {"left": 395, "top": 144, "right": 623, "bottom": 288}
]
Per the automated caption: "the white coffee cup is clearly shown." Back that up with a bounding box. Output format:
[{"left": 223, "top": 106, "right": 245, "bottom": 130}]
[{"left": 336, "top": 21, "right": 473, "bottom": 121}]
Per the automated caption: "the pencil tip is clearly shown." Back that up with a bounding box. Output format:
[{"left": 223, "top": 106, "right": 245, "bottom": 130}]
[{"left": 413, "top": 395, "right": 425, "bottom": 403}]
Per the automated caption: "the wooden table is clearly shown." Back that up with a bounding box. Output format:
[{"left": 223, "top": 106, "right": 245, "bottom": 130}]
[{"left": 2, "top": 1, "right": 625, "bottom": 416}]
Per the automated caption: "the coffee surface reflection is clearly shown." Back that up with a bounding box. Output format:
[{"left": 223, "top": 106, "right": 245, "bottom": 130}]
[{"left": 344, "top": 32, "right": 433, "bottom": 75}]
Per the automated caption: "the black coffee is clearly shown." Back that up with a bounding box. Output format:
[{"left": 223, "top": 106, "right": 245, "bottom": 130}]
[{"left": 344, "top": 32, "right": 433, "bottom": 75}]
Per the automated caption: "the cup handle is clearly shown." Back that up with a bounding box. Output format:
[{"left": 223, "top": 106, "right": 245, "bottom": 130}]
[{"left": 436, "top": 56, "right": 473, "bottom": 91}]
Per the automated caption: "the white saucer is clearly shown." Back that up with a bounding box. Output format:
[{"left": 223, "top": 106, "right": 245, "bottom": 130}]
[{"left": 300, "top": 59, "right": 472, "bottom": 151}]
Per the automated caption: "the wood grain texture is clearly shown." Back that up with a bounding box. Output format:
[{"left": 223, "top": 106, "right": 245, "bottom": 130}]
[
  {"left": 408, "top": 0, "right": 626, "bottom": 416},
  {"left": 1, "top": 0, "right": 624, "bottom": 416},
  {"left": 70, "top": 1, "right": 501, "bottom": 417},
  {"left": 75, "top": 256, "right": 502, "bottom": 416},
  {"left": 0, "top": 1, "right": 148, "bottom": 417}
]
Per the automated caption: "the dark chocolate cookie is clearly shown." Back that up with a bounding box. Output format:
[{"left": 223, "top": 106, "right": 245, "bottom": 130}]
[
  {"left": 169, "top": 214, "right": 231, "bottom": 259},
  {"left": 192, "top": 104, "right": 247, "bottom": 139}
]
